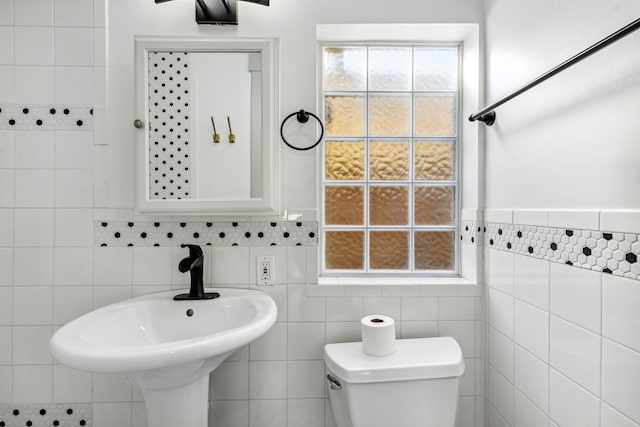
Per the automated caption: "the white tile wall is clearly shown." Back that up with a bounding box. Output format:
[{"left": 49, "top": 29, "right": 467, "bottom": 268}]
[{"left": 485, "top": 209, "right": 640, "bottom": 427}]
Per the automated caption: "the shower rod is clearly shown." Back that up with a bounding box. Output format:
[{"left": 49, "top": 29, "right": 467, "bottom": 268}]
[{"left": 469, "top": 16, "right": 640, "bottom": 126}]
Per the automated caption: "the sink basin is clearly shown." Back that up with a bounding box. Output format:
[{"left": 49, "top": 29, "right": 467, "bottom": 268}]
[{"left": 50, "top": 287, "right": 277, "bottom": 427}]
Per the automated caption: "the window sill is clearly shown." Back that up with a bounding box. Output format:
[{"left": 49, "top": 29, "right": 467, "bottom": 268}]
[{"left": 318, "top": 276, "right": 476, "bottom": 286}]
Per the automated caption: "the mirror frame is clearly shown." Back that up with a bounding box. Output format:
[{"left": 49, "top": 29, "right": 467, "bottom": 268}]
[{"left": 134, "top": 36, "right": 280, "bottom": 215}]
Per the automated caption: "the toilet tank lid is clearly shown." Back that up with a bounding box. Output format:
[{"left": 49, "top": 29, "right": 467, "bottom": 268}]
[{"left": 324, "top": 337, "right": 465, "bottom": 384}]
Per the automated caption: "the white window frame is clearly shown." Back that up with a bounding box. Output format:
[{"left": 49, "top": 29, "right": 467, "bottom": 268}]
[{"left": 316, "top": 24, "right": 483, "bottom": 284}]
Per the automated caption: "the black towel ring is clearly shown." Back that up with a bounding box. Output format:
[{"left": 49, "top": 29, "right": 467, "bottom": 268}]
[{"left": 280, "top": 109, "right": 324, "bottom": 151}]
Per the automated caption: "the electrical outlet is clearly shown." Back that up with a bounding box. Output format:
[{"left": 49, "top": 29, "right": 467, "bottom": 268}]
[{"left": 257, "top": 256, "right": 275, "bottom": 285}]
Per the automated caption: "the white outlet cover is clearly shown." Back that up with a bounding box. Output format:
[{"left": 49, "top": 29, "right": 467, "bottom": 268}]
[{"left": 256, "top": 255, "right": 275, "bottom": 285}]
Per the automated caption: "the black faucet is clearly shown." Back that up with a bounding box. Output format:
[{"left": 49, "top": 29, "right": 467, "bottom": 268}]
[{"left": 173, "top": 244, "right": 220, "bottom": 301}]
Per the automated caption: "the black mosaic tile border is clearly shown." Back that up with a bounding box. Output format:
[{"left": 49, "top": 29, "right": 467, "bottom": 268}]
[
  {"left": 0, "top": 105, "right": 94, "bottom": 131},
  {"left": 0, "top": 404, "right": 90, "bottom": 427},
  {"left": 461, "top": 220, "right": 481, "bottom": 245},
  {"left": 485, "top": 222, "right": 640, "bottom": 280},
  {"left": 95, "top": 220, "right": 319, "bottom": 247}
]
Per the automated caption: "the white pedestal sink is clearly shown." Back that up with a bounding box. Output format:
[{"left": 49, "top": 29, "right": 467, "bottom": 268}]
[{"left": 50, "top": 288, "right": 277, "bottom": 427}]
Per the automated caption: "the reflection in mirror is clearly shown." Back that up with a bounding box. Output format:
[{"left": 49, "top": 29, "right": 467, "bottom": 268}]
[
  {"left": 148, "top": 51, "right": 262, "bottom": 200},
  {"left": 135, "top": 37, "right": 279, "bottom": 215}
]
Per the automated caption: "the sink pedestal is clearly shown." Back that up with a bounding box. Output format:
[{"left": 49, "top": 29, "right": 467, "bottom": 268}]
[{"left": 142, "top": 375, "right": 210, "bottom": 427}]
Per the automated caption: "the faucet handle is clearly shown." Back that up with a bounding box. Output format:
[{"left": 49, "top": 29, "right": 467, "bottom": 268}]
[{"left": 181, "top": 244, "right": 203, "bottom": 258}]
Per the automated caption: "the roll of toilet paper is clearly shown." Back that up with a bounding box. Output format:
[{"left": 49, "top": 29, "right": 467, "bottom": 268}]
[{"left": 361, "top": 314, "right": 396, "bottom": 357}]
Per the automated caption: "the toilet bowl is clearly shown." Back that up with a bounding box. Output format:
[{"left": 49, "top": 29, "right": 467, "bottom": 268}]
[{"left": 324, "top": 336, "right": 465, "bottom": 427}]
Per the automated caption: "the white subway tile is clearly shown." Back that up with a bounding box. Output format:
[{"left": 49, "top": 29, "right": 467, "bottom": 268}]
[
  {"left": 13, "top": 325, "right": 53, "bottom": 364},
  {"left": 55, "top": 131, "right": 94, "bottom": 168},
  {"left": 489, "top": 326, "right": 514, "bottom": 382},
  {"left": 209, "top": 400, "right": 248, "bottom": 427},
  {"left": 325, "top": 296, "right": 363, "bottom": 322},
  {"left": 14, "top": 0, "right": 53, "bottom": 26},
  {"left": 93, "top": 0, "right": 106, "bottom": 27},
  {"left": 0, "top": 248, "right": 13, "bottom": 287},
  {"left": 54, "top": 67, "right": 94, "bottom": 104},
  {"left": 14, "top": 66, "right": 55, "bottom": 104},
  {"left": 0, "top": 67, "right": 14, "bottom": 103},
  {"left": 0, "top": 131, "right": 14, "bottom": 168},
  {"left": 55, "top": 169, "right": 94, "bottom": 207},
  {"left": 489, "top": 288, "right": 514, "bottom": 339},
  {"left": 514, "top": 209, "right": 549, "bottom": 226},
  {"left": 601, "top": 402, "right": 640, "bottom": 427},
  {"left": 515, "top": 300, "right": 549, "bottom": 362},
  {"left": 53, "top": 285, "right": 92, "bottom": 324},
  {"left": 14, "top": 208, "right": 54, "bottom": 246},
  {"left": 485, "top": 209, "right": 513, "bottom": 224},
  {"left": 325, "top": 321, "right": 362, "bottom": 344},
  {"left": 439, "top": 321, "right": 477, "bottom": 358},
  {"left": 600, "top": 210, "right": 640, "bottom": 234},
  {"left": 54, "top": 247, "right": 93, "bottom": 285},
  {"left": 548, "top": 210, "right": 599, "bottom": 230},
  {"left": 93, "top": 247, "right": 133, "bottom": 285},
  {"left": 54, "top": 0, "right": 93, "bottom": 26},
  {"left": 13, "top": 365, "right": 52, "bottom": 403},
  {"left": 488, "top": 365, "right": 514, "bottom": 425},
  {"left": 287, "top": 360, "right": 325, "bottom": 398},
  {"left": 0, "top": 27, "right": 13, "bottom": 65},
  {"left": 249, "top": 399, "right": 286, "bottom": 427},
  {"left": 55, "top": 208, "right": 94, "bottom": 246},
  {"left": 287, "top": 322, "right": 324, "bottom": 360},
  {"left": 514, "top": 254, "right": 550, "bottom": 310},
  {"left": 92, "top": 403, "right": 132, "bottom": 427},
  {"left": 15, "top": 169, "right": 55, "bottom": 207},
  {"left": 515, "top": 345, "right": 549, "bottom": 414},
  {"left": 288, "top": 399, "right": 324, "bottom": 427},
  {"left": 55, "top": 27, "right": 94, "bottom": 66},
  {"left": 287, "top": 246, "right": 306, "bottom": 283},
  {"left": 15, "top": 131, "right": 55, "bottom": 168},
  {"left": 288, "top": 285, "right": 325, "bottom": 321},
  {"left": 550, "top": 369, "right": 599, "bottom": 427},
  {"left": 53, "top": 365, "right": 93, "bottom": 403},
  {"left": 363, "top": 296, "right": 401, "bottom": 319},
  {"left": 209, "top": 361, "right": 249, "bottom": 400},
  {"left": 602, "top": 339, "right": 640, "bottom": 424},
  {"left": 550, "top": 316, "right": 601, "bottom": 396},
  {"left": 515, "top": 389, "right": 550, "bottom": 427},
  {"left": 0, "top": 326, "right": 10, "bottom": 364},
  {"left": 400, "top": 321, "right": 438, "bottom": 339},
  {"left": 14, "top": 27, "right": 54, "bottom": 65},
  {"left": 14, "top": 247, "right": 54, "bottom": 286},
  {"left": 249, "top": 322, "right": 286, "bottom": 361},
  {"left": 132, "top": 246, "right": 173, "bottom": 286},
  {"left": 487, "top": 248, "right": 514, "bottom": 295},
  {"left": 92, "top": 373, "right": 132, "bottom": 402},
  {"left": 0, "top": 170, "right": 14, "bottom": 207},
  {"left": 92, "top": 285, "right": 131, "bottom": 310},
  {"left": 550, "top": 262, "right": 601, "bottom": 333},
  {"left": 249, "top": 361, "right": 286, "bottom": 399},
  {"left": 0, "top": 0, "right": 13, "bottom": 25},
  {"left": 0, "top": 366, "right": 11, "bottom": 402},
  {"left": 13, "top": 286, "right": 53, "bottom": 325},
  {"left": 211, "top": 246, "right": 250, "bottom": 285},
  {"left": 603, "top": 274, "right": 640, "bottom": 353},
  {"left": 0, "top": 288, "right": 13, "bottom": 324},
  {"left": 438, "top": 296, "right": 475, "bottom": 321}
]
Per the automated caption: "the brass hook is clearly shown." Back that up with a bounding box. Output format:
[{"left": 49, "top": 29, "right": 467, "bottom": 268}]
[
  {"left": 227, "top": 116, "right": 236, "bottom": 143},
  {"left": 211, "top": 116, "right": 221, "bottom": 143}
]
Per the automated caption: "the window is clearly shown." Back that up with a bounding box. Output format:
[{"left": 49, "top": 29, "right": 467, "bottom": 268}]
[{"left": 321, "top": 44, "right": 460, "bottom": 275}]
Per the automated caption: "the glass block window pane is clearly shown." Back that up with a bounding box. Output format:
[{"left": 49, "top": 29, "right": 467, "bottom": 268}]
[
  {"left": 369, "top": 186, "right": 408, "bottom": 225},
  {"left": 325, "top": 186, "right": 364, "bottom": 225},
  {"left": 414, "top": 141, "right": 454, "bottom": 181},
  {"left": 325, "top": 95, "right": 365, "bottom": 136},
  {"left": 370, "top": 231, "right": 409, "bottom": 270},
  {"left": 369, "top": 140, "right": 409, "bottom": 180},
  {"left": 325, "top": 140, "right": 365, "bottom": 180},
  {"left": 326, "top": 231, "right": 364, "bottom": 270},
  {"left": 322, "top": 44, "right": 459, "bottom": 275},
  {"left": 323, "top": 47, "right": 367, "bottom": 91},
  {"left": 414, "top": 186, "right": 454, "bottom": 225},
  {"left": 414, "top": 48, "right": 458, "bottom": 92},
  {"left": 369, "top": 94, "right": 411, "bottom": 136},
  {"left": 414, "top": 231, "right": 454, "bottom": 270},
  {"left": 414, "top": 95, "right": 456, "bottom": 136},
  {"left": 369, "top": 47, "right": 412, "bottom": 91}
]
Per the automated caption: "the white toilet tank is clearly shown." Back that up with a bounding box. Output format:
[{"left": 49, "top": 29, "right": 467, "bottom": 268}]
[{"left": 324, "top": 337, "right": 465, "bottom": 427}]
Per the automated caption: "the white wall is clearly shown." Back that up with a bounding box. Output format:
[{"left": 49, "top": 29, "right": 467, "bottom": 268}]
[
  {"left": 107, "top": 0, "right": 484, "bottom": 212},
  {"left": 484, "top": 0, "right": 640, "bottom": 209},
  {"left": 483, "top": 0, "right": 640, "bottom": 426},
  {"left": 0, "top": 1, "right": 486, "bottom": 427}
]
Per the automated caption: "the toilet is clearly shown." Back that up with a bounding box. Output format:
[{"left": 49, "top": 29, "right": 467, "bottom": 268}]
[{"left": 324, "top": 336, "right": 465, "bottom": 427}]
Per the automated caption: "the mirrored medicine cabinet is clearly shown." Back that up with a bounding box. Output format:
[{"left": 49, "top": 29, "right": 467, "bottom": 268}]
[{"left": 134, "top": 37, "right": 279, "bottom": 215}]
